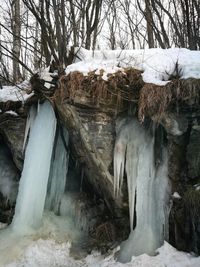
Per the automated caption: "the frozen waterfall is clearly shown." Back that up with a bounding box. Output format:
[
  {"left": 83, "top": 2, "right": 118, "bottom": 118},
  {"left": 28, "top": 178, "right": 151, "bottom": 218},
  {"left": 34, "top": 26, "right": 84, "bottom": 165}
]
[
  {"left": 45, "top": 127, "right": 69, "bottom": 214},
  {"left": 12, "top": 101, "right": 57, "bottom": 233},
  {"left": 114, "top": 118, "right": 170, "bottom": 262}
]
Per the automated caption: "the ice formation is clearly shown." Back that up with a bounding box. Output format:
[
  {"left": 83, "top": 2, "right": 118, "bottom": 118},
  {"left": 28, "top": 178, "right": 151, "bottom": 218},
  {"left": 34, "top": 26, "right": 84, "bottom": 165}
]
[
  {"left": 45, "top": 127, "right": 69, "bottom": 214},
  {"left": 114, "top": 118, "right": 170, "bottom": 262},
  {"left": 22, "top": 105, "right": 37, "bottom": 151},
  {"left": 12, "top": 101, "right": 57, "bottom": 233}
]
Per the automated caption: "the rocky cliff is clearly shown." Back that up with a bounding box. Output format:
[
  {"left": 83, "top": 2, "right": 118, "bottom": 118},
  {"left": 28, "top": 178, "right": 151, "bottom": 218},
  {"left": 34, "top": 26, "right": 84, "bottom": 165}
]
[{"left": 0, "top": 65, "right": 200, "bottom": 254}]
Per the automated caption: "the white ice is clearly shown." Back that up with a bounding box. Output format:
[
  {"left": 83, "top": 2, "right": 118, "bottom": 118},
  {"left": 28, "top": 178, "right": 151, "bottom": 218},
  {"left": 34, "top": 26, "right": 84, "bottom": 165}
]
[
  {"left": 66, "top": 47, "right": 200, "bottom": 85},
  {"left": 22, "top": 105, "right": 37, "bottom": 152},
  {"left": 114, "top": 118, "right": 170, "bottom": 262},
  {"left": 11, "top": 101, "right": 57, "bottom": 233}
]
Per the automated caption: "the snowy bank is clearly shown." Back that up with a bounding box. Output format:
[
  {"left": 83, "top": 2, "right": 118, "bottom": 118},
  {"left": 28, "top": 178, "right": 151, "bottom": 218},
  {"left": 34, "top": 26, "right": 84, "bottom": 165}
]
[{"left": 65, "top": 47, "right": 200, "bottom": 85}]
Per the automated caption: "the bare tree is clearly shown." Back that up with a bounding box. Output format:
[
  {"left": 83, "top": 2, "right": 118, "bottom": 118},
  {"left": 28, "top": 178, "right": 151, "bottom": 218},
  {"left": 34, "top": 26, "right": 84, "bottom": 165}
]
[{"left": 11, "top": 0, "right": 22, "bottom": 82}]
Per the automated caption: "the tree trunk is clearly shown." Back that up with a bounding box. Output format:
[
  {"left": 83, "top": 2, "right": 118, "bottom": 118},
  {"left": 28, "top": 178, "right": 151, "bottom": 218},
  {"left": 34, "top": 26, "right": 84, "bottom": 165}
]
[
  {"left": 145, "top": 0, "right": 154, "bottom": 48},
  {"left": 12, "top": 0, "right": 21, "bottom": 83}
]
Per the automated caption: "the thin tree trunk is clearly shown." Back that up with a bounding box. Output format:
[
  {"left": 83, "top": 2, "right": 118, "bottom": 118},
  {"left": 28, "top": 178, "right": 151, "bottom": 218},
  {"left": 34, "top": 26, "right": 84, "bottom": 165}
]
[{"left": 12, "top": 0, "right": 21, "bottom": 83}]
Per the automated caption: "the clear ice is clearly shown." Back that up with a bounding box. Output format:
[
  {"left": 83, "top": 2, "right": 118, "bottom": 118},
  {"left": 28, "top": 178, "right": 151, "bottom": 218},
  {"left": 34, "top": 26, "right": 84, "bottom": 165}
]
[{"left": 45, "top": 127, "right": 69, "bottom": 214}]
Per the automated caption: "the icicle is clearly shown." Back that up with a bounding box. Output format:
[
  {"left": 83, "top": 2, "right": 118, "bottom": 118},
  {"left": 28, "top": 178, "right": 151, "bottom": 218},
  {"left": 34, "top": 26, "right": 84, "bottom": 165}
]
[
  {"left": 45, "top": 127, "right": 69, "bottom": 214},
  {"left": 113, "top": 117, "right": 170, "bottom": 262},
  {"left": 12, "top": 101, "right": 56, "bottom": 233},
  {"left": 22, "top": 105, "right": 37, "bottom": 152},
  {"left": 125, "top": 144, "right": 138, "bottom": 231},
  {"left": 114, "top": 136, "right": 126, "bottom": 197}
]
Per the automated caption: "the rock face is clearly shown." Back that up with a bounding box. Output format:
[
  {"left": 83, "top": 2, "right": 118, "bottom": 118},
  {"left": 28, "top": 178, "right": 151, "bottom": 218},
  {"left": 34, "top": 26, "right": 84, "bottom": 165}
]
[
  {"left": 54, "top": 74, "right": 200, "bottom": 255},
  {"left": 0, "top": 114, "right": 26, "bottom": 171},
  {"left": 187, "top": 125, "right": 200, "bottom": 178},
  {"left": 56, "top": 99, "right": 125, "bottom": 213},
  {"left": 1, "top": 72, "right": 200, "bottom": 255}
]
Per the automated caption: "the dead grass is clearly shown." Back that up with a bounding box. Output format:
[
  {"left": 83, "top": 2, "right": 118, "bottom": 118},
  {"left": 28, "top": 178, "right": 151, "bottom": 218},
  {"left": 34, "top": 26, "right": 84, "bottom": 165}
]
[
  {"left": 138, "top": 78, "right": 200, "bottom": 121},
  {"left": 56, "top": 68, "right": 144, "bottom": 111},
  {"left": 55, "top": 69, "right": 200, "bottom": 120},
  {"left": 138, "top": 83, "right": 172, "bottom": 122}
]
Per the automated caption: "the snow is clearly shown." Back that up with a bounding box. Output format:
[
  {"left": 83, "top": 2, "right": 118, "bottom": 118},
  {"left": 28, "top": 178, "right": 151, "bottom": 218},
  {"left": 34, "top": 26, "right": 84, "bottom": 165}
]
[
  {"left": 40, "top": 67, "right": 58, "bottom": 89},
  {"left": 5, "top": 111, "right": 18, "bottom": 116},
  {"left": 3, "top": 240, "right": 200, "bottom": 267},
  {"left": 65, "top": 47, "right": 200, "bottom": 85},
  {"left": 0, "top": 81, "right": 33, "bottom": 102},
  {"left": 172, "top": 192, "right": 181, "bottom": 199}
]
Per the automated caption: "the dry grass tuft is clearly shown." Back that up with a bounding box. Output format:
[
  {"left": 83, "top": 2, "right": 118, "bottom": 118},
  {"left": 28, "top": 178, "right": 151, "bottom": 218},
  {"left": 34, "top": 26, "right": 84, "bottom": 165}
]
[
  {"left": 56, "top": 68, "right": 144, "bottom": 111},
  {"left": 55, "top": 69, "right": 200, "bottom": 120},
  {"left": 138, "top": 78, "right": 200, "bottom": 121},
  {"left": 138, "top": 83, "right": 172, "bottom": 122}
]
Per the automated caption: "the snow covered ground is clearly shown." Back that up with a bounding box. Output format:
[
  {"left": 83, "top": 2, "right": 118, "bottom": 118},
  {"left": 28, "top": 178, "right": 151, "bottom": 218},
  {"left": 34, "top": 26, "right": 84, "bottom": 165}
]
[
  {"left": 66, "top": 47, "right": 200, "bottom": 85},
  {"left": 4, "top": 239, "right": 200, "bottom": 267}
]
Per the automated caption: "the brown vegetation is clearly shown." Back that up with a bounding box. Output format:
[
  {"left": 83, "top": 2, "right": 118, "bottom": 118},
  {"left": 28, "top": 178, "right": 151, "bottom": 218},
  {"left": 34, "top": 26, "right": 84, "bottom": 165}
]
[
  {"left": 55, "top": 68, "right": 200, "bottom": 120},
  {"left": 57, "top": 68, "right": 144, "bottom": 112}
]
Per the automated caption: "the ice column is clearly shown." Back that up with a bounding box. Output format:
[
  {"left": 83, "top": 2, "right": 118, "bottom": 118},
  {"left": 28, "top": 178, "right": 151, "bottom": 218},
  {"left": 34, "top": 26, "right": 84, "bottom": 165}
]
[
  {"left": 114, "top": 118, "right": 170, "bottom": 262},
  {"left": 45, "top": 127, "right": 69, "bottom": 214},
  {"left": 12, "top": 101, "right": 56, "bottom": 233}
]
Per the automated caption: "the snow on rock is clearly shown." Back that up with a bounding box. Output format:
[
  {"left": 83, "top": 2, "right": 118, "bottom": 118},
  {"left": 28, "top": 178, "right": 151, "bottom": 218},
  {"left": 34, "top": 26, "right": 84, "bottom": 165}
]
[
  {"left": 65, "top": 47, "right": 200, "bottom": 85},
  {"left": 39, "top": 67, "right": 58, "bottom": 89},
  {"left": 5, "top": 111, "right": 18, "bottom": 116},
  {"left": 172, "top": 192, "right": 181, "bottom": 199},
  {"left": 0, "top": 81, "right": 33, "bottom": 103}
]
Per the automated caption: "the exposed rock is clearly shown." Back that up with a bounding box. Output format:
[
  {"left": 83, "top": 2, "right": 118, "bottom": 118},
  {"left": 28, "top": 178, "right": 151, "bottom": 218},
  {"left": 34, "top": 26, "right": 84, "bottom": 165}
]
[
  {"left": 56, "top": 98, "right": 125, "bottom": 214},
  {"left": 0, "top": 136, "right": 19, "bottom": 223},
  {"left": 168, "top": 135, "right": 188, "bottom": 182},
  {"left": 0, "top": 114, "right": 26, "bottom": 170},
  {"left": 170, "top": 187, "right": 200, "bottom": 254},
  {"left": 159, "top": 113, "right": 188, "bottom": 136},
  {"left": 187, "top": 125, "right": 200, "bottom": 178}
]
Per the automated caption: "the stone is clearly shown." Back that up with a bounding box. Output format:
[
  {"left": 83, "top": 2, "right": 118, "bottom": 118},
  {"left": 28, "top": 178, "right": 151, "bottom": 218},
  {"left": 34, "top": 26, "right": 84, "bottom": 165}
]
[
  {"left": 187, "top": 125, "right": 200, "bottom": 178},
  {"left": 0, "top": 114, "right": 25, "bottom": 170}
]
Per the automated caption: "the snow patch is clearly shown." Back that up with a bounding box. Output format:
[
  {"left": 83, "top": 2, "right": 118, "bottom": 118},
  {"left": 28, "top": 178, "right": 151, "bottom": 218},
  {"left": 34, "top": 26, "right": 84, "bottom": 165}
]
[
  {"left": 0, "top": 82, "right": 33, "bottom": 103},
  {"left": 5, "top": 111, "right": 18, "bottom": 116},
  {"left": 172, "top": 192, "right": 181, "bottom": 199}
]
